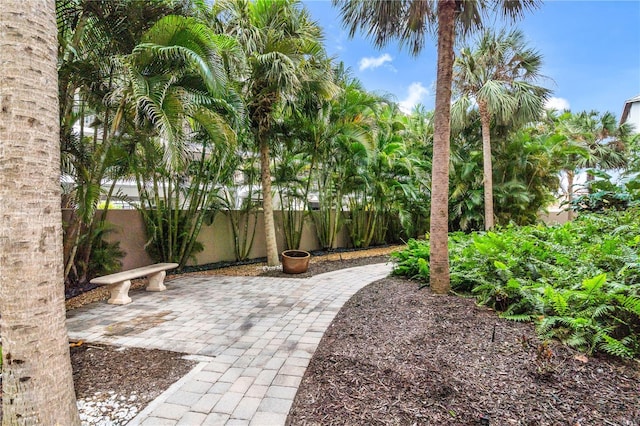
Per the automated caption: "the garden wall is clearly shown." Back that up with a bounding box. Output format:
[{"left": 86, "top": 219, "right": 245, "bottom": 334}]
[
  {"left": 82, "top": 208, "right": 570, "bottom": 271},
  {"left": 539, "top": 208, "right": 570, "bottom": 225},
  {"left": 96, "top": 210, "right": 350, "bottom": 270}
]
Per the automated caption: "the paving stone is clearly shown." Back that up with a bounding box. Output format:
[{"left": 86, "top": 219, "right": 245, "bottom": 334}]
[
  {"left": 245, "top": 384, "right": 269, "bottom": 399},
  {"left": 213, "top": 392, "right": 244, "bottom": 414},
  {"left": 278, "top": 364, "right": 307, "bottom": 377},
  {"left": 202, "top": 412, "right": 231, "bottom": 425},
  {"left": 264, "top": 357, "right": 286, "bottom": 370},
  {"left": 208, "top": 381, "right": 233, "bottom": 394},
  {"left": 218, "top": 367, "right": 244, "bottom": 383},
  {"left": 152, "top": 403, "right": 191, "bottom": 420},
  {"left": 265, "top": 385, "right": 298, "bottom": 399},
  {"left": 253, "top": 369, "right": 278, "bottom": 386},
  {"left": 229, "top": 376, "right": 255, "bottom": 393},
  {"left": 249, "top": 412, "right": 287, "bottom": 426},
  {"left": 191, "top": 371, "right": 222, "bottom": 383},
  {"left": 140, "top": 416, "right": 177, "bottom": 425},
  {"left": 203, "top": 362, "right": 232, "bottom": 373},
  {"left": 177, "top": 411, "right": 207, "bottom": 425},
  {"left": 257, "top": 397, "right": 293, "bottom": 414},
  {"left": 226, "top": 420, "right": 250, "bottom": 426},
  {"left": 272, "top": 374, "right": 303, "bottom": 388},
  {"left": 231, "top": 397, "right": 262, "bottom": 420},
  {"left": 66, "top": 263, "right": 393, "bottom": 426},
  {"left": 166, "top": 390, "right": 203, "bottom": 406},
  {"left": 191, "top": 393, "right": 222, "bottom": 413},
  {"left": 283, "top": 357, "right": 310, "bottom": 368}
]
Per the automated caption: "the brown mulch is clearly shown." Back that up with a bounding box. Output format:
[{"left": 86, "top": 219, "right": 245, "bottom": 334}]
[
  {"left": 71, "top": 343, "right": 196, "bottom": 410},
  {"left": 286, "top": 277, "right": 640, "bottom": 426}
]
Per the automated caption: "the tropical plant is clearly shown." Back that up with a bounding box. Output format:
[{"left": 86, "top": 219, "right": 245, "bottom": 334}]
[
  {"left": 569, "top": 171, "right": 639, "bottom": 213},
  {"left": 135, "top": 133, "right": 236, "bottom": 268},
  {"left": 110, "top": 14, "right": 241, "bottom": 268},
  {"left": 392, "top": 208, "right": 640, "bottom": 359},
  {"left": 218, "top": 130, "right": 262, "bottom": 261},
  {"left": 57, "top": 0, "right": 186, "bottom": 286},
  {"left": 1, "top": 0, "right": 80, "bottom": 422},
  {"left": 555, "top": 110, "right": 633, "bottom": 214},
  {"left": 449, "top": 123, "right": 569, "bottom": 230},
  {"left": 272, "top": 143, "right": 310, "bottom": 250},
  {"left": 214, "top": 0, "right": 338, "bottom": 266},
  {"left": 334, "top": 0, "right": 541, "bottom": 293},
  {"left": 344, "top": 102, "right": 419, "bottom": 247},
  {"left": 293, "top": 64, "right": 374, "bottom": 250},
  {"left": 452, "top": 28, "right": 550, "bottom": 229},
  {"left": 394, "top": 106, "right": 433, "bottom": 239}
]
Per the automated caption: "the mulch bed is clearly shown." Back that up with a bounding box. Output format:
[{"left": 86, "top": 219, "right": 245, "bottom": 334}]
[
  {"left": 287, "top": 277, "right": 640, "bottom": 425},
  {"left": 70, "top": 343, "right": 196, "bottom": 408},
  {"left": 0, "top": 344, "right": 196, "bottom": 422}
]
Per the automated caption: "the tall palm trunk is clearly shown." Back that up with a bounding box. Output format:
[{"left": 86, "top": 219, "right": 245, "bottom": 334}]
[
  {"left": 0, "top": 1, "right": 81, "bottom": 424},
  {"left": 566, "top": 169, "right": 575, "bottom": 220},
  {"left": 429, "top": 0, "right": 457, "bottom": 294},
  {"left": 259, "top": 136, "right": 280, "bottom": 266},
  {"left": 478, "top": 100, "right": 495, "bottom": 229}
]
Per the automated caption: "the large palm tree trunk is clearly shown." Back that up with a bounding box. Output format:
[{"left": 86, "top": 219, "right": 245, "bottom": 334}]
[
  {"left": 478, "top": 100, "right": 495, "bottom": 229},
  {"left": 259, "top": 138, "right": 280, "bottom": 266},
  {"left": 0, "top": 1, "right": 81, "bottom": 424},
  {"left": 429, "top": 0, "right": 457, "bottom": 294},
  {"left": 566, "top": 169, "right": 574, "bottom": 221}
]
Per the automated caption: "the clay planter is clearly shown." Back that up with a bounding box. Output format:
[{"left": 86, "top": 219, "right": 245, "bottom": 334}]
[{"left": 281, "top": 250, "right": 311, "bottom": 274}]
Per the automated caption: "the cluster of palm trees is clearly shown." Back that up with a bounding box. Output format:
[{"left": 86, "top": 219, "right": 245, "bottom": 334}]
[{"left": 57, "top": 0, "right": 635, "bottom": 290}]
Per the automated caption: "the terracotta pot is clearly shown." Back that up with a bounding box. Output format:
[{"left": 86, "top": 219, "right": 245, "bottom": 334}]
[{"left": 281, "top": 250, "right": 311, "bottom": 274}]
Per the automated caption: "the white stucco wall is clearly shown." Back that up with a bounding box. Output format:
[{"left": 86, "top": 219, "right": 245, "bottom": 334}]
[{"left": 626, "top": 102, "right": 640, "bottom": 133}]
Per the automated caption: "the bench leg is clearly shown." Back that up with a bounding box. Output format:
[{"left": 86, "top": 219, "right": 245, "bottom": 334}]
[
  {"left": 146, "top": 271, "right": 167, "bottom": 292},
  {"left": 107, "top": 280, "right": 132, "bottom": 305}
]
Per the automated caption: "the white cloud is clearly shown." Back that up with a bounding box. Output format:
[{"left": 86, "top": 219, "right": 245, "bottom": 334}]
[
  {"left": 545, "top": 97, "right": 570, "bottom": 111},
  {"left": 358, "top": 53, "right": 393, "bottom": 71},
  {"left": 398, "top": 82, "right": 429, "bottom": 114}
]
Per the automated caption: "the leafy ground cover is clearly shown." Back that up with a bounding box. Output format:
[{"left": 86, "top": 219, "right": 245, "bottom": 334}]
[{"left": 392, "top": 208, "right": 640, "bottom": 359}]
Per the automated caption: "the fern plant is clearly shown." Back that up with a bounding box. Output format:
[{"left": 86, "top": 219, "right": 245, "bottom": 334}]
[{"left": 391, "top": 207, "right": 640, "bottom": 359}]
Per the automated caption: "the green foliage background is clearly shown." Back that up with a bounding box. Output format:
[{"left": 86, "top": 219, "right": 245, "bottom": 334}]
[{"left": 392, "top": 208, "right": 640, "bottom": 359}]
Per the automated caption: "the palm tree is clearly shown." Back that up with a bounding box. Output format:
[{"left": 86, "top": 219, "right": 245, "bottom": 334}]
[
  {"left": 112, "top": 15, "right": 241, "bottom": 268},
  {"left": 305, "top": 67, "right": 377, "bottom": 249},
  {"left": 57, "top": 0, "right": 189, "bottom": 286},
  {"left": 214, "top": 0, "right": 338, "bottom": 266},
  {"left": 334, "top": 0, "right": 541, "bottom": 293},
  {"left": 453, "top": 28, "right": 550, "bottom": 229},
  {"left": 0, "top": 0, "right": 80, "bottom": 423},
  {"left": 553, "top": 110, "right": 631, "bottom": 217},
  {"left": 566, "top": 111, "right": 631, "bottom": 178}
]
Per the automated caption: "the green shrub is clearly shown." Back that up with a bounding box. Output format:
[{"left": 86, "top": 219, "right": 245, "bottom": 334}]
[{"left": 392, "top": 208, "right": 640, "bottom": 358}]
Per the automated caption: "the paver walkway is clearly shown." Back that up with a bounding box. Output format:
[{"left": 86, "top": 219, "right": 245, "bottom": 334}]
[{"left": 66, "top": 262, "right": 392, "bottom": 425}]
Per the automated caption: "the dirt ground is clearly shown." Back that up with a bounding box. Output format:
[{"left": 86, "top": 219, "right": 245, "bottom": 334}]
[
  {"left": 3, "top": 245, "right": 638, "bottom": 425},
  {"left": 287, "top": 277, "right": 640, "bottom": 426}
]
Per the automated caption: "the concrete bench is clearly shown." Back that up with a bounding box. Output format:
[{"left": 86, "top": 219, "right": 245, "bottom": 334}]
[{"left": 90, "top": 263, "right": 179, "bottom": 305}]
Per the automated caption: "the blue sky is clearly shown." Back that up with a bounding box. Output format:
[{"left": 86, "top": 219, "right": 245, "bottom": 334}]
[{"left": 304, "top": 0, "right": 640, "bottom": 117}]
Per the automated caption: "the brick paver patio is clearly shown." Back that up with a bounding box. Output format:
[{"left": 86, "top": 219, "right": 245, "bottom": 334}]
[{"left": 66, "top": 262, "right": 392, "bottom": 425}]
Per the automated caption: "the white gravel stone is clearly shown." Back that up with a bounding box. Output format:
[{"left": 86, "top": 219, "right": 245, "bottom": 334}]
[{"left": 77, "top": 392, "right": 139, "bottom": 426}]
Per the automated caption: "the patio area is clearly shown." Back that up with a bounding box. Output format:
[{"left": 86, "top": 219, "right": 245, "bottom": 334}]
[{"left": 66, "top": 262, "right": 392, "bottom": 425}]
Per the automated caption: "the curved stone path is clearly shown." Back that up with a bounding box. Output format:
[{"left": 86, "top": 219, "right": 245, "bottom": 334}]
[{"left": 66, "top": 262, "right": 392, "bottom": 425}]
